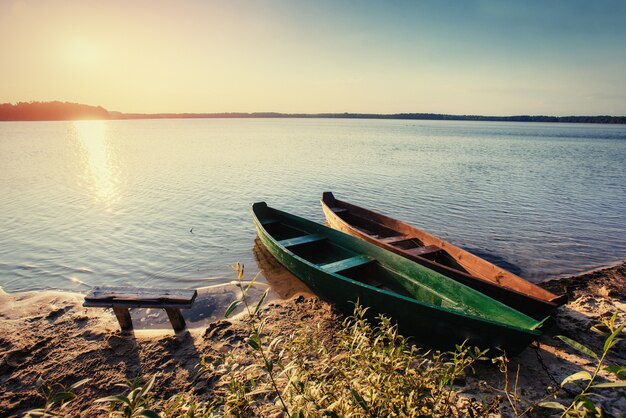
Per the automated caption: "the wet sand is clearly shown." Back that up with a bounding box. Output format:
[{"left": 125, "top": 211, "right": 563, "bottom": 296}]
[{"left": 0, "top": 262, "right": 624, "bottom": 417}]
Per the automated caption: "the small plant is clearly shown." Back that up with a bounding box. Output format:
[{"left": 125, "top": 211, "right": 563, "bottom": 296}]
[
  {"left": 488, "top": 349, "right": 562, "bottom": 417},
  {"left": 25, "top": 377, "right": 90, "bottom": 417},
  {"left": 95, "top": 373, "right": 221, "bottom": 418},
  {"left": 96, "top": 375, "right": 159, "bottom": 418},
  {"left": 153, "top": 394, "right": 219, "bottom": 418},
  {"left": 224, "top": 263, "right": 289, "bottom": 415},
  {"left": 539, "top": 313, "right": 625, "bottom": 417}
]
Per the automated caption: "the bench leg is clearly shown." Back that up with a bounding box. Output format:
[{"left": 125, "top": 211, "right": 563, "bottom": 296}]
[
  {"left": 113, "top": 307, "right": 133, "bottom": 331},
  {"left": 165, "top": 308, "right": 186, "bottom": 331}
]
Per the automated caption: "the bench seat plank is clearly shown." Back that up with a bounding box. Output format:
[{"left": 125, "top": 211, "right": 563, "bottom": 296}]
[
  {"left": 84, "top": 287, "right": 196, "bottom": 306},
  {"left": 83, "top": 299, "right": 195, "bottom": 309}
]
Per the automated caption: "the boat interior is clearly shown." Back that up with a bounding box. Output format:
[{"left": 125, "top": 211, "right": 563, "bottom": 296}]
[
  {"left": 330, "top": 208, "right": 468, "bottom": 274},
  {"left": 261, "top": 218, "right": 456, "bottom": 308}
]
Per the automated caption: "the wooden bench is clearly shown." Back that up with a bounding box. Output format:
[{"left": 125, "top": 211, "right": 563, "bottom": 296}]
[{"left": 83, "top": 287, "right": 197, "bottom": 332}]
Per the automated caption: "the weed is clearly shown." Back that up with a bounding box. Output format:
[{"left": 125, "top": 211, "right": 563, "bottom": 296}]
[
  {"left": 96, "top": 375, "right": 158, "bottom": 417},
  {"left": 25, "top": 377, "right": 90, "bottom": 417},
  {"left": 539, "top": 313, "right": 625, "bottom": 417}
]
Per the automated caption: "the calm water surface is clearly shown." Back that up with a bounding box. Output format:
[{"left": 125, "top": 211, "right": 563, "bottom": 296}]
[{"left": 1, "top": 119, "right": 625, "bottom": 293}]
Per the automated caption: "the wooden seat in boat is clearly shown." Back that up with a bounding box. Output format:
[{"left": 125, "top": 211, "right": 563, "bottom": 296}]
[
  {"left": 278, "top": 234, "right": 325, "bottom": 247},
  {"left": 320, "top": 255, "right": 372, "bottom": 273},
  {"left": 379, "top": 235, "right": 409, "bottom": 244},
  {"left": 404, "top": 245, "right": 444, "bottom": 257}
]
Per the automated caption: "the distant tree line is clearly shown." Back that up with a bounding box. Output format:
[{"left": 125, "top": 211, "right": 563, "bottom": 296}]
[
  {"left": 1, "top": 101, "right": 625, "bottom": 124},
  {"left": 0, "top": 101, "right": 110, "bottom": 121},
  {"left": 113, "top": 111, "right": 626, "bottom": 124}
]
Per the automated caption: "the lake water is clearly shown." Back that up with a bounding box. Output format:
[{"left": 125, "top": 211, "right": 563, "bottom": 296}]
[{"left": 1, "top": 118, "right": 625, "bottom": 294}]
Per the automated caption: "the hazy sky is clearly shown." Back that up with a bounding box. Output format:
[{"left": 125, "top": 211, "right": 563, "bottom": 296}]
[{"left": 1, "top": 0, "right": 625, "bottom": 115}]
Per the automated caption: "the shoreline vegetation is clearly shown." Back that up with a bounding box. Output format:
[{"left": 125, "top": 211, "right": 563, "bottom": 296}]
[
  {"left": 0, "top": 262, "right": 624, "bottom": 417},
  {"left": 1, "top": 101, "right": 626, "bottom": 124}
]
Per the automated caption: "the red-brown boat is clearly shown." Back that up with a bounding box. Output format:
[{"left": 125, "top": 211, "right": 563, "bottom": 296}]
[{"left": 321, "top": 192, "right": 566, "bottom": 319}]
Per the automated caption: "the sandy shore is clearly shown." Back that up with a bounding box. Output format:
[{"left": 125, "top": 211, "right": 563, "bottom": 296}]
[{"left": 1, "top": 262, "right": 624, "bottom": 417}]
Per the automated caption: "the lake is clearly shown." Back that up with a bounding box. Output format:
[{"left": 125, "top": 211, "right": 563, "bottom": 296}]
[{"left": 1, "top": 118, "right": 625, "bottom": 293}]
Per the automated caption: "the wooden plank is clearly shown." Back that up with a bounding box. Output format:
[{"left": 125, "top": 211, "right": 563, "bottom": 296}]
[
  {"left": 85, "top": 287, "right": 197, "bottom": 304},
  {"left": 278, "top": 234, "right": 325, "bottom": 248},
  {"left": 379, "top": 235, "right": 408, "bottom": 244},
  {"left": 404, "top": 245, "right": 443, "bottom": 257},
  {"left": 86, "top": 287, "right": 196, "bottom": 300},
  {"left": 321, "top": 255, "right": 373, "bottom": 273},
  {"left": 83, "top": 300, "right": 195, "bottom": 309}
]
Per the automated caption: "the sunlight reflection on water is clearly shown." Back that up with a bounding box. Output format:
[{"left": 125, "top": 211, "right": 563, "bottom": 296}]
[{"left": 72, "top": 120, "right": 119, "bottom": 207}]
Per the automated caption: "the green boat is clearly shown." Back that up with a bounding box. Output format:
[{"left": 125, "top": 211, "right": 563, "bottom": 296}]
[{"left": 253, "top": 202, "right": 545, "bottom": 354}]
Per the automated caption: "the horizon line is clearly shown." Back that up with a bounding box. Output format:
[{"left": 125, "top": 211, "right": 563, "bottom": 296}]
[{"left": 1, "top": 101, "right": 626, "bottom": 123}]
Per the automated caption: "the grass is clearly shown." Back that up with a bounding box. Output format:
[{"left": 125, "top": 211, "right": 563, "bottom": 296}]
[{"left": 88, "top": 304, "right": 492, "bottom": 417}]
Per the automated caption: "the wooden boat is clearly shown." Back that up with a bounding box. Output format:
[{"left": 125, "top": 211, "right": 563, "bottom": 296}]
[
  {"left": 253, "top": 202, "right": 545, "bottom": 354},
  {"left": 321, "top": 192, "right": 566, "bottom": 319}
]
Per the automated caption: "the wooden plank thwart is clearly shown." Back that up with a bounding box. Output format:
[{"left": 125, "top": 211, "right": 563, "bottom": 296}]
[
  {"left": 321, "top": 255, "right": 373, "bottom": 273},
  {"left": 405, "top": 245, "right": 444, "bottom": 257},
  {"left": 379, "top": 235, "right": 409, "bottom": 244},
  {"left": 83, "top": 286, "right": 197, "bottom": 332},
  {"left": 278, "top": 234, "right": 325, "bottom": 248}
]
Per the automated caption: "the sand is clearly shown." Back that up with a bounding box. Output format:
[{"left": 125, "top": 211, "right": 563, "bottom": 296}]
[{"left": 0, "top": 262, "right": 624, "bottom": 417}]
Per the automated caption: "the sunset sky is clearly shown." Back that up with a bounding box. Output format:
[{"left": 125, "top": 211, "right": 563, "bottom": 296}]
[{"left": 1, "top": 0, "right": 625, "bottom": 115}]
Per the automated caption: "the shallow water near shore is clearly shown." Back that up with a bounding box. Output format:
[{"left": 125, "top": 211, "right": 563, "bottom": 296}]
[{"left": 1, "top": 118, "right": 625, "bottom": 293}]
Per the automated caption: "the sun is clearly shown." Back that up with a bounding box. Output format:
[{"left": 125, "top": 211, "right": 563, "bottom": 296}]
[{"left": 65, "top": 39, "right": 99, "bottom": 68}]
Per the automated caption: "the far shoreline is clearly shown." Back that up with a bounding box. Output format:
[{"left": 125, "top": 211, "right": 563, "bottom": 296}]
[{"left": 2, "top": 101, "right": 626, "bottom": 124}]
